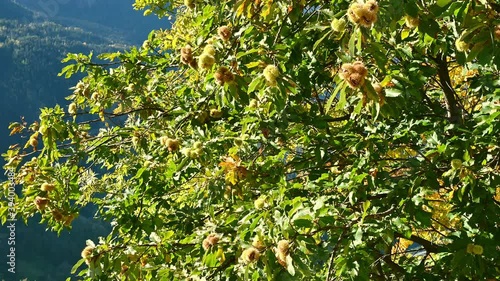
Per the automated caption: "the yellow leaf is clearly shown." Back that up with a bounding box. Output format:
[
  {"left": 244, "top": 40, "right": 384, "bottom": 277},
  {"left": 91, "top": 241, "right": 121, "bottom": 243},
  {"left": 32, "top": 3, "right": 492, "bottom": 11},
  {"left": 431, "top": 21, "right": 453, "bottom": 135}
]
[
  {"left": 261, "top": 0, "right": 272, "bottom": 18},
  {"left": 246, "top": 3, "right": 254, "bottom": 18},
  {"left": 245, "top": 61, "right": 261, "bottom": 68},
  {"left": 9, "top": 126, "right": 22, "bottom": 136},
  {"left": 216, "top": 247, "right": 225, "bottom": 263},
  {"left": 401, "top": 29, "right": 410, "bottom": 40},
  {"left": 226, "top": 170, "right": 238, "bottom": 185},
  {"left": 113, "top": 103, "right": 123, "bottom": 114},
  {"left": 380, "top": 75, "right": 392, "bottom": 87},
  {"left": 236, "top": 1, "right": 246, "bottom": 17}
]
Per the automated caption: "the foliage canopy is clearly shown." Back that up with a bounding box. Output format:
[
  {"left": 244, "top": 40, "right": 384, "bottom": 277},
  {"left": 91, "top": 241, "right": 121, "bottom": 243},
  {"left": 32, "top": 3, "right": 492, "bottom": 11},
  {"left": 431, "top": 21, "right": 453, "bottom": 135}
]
[{"left": 2, "top": 0, "right": 500, "bottom": 280}]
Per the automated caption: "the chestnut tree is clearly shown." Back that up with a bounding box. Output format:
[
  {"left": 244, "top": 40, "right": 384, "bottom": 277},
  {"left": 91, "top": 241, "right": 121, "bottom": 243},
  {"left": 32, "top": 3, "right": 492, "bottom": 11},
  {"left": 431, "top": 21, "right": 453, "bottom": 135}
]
[{"left": 2, "top": 0, "right": 500, "bottom": 280}]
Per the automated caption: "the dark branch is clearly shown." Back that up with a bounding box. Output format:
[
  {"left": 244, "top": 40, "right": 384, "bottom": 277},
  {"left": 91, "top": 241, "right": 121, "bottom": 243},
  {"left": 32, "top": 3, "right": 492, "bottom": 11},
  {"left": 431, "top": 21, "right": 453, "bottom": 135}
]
[
  {"left": 371, "top": 248, "right": 407, "bottom": 276},
  {"left": 434, "top": 54, "right": 462, "bottom": 124},
  {"left": 394, "top": 232, "right": 446, "bottom": 253}
]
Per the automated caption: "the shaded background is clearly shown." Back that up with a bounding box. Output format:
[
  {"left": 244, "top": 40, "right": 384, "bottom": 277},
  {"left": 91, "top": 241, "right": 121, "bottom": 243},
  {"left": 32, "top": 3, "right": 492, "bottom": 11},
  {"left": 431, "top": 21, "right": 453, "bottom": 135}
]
[{"left": 0, "top": 1, "right": 168, "bottom": 279}]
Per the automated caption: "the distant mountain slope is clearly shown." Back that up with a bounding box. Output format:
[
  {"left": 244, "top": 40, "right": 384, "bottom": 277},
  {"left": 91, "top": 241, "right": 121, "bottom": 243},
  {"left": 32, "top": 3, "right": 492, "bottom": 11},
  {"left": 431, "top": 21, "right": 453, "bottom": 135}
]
[
  {"left": 0, "top": 1, "right": 168, "bottom": 279},
  {"left": 11, "top": 0, "right": 168, "bottom": 44},
  {"left": 0, "top": 12, "right": 128, "bottom": 281},
  {"left": 0, "top": 19, "right": 127, "bottom": 132},
  {"left": 0, "top": 0, "right": 33, "bottom": 20}
]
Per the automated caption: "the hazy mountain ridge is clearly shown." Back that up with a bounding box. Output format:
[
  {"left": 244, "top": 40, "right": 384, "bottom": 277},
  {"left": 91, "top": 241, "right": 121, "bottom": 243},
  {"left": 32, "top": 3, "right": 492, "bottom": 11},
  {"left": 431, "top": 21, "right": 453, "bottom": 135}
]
[
  {"left": 0, "top": 18, "right": 127, "bottom": 132},
  {"left": 11, "top": 0, "right": 167, "bottom": 44},
  {"left": 0, "top": 0, "right": 33, "bottom": 20},
  {"left": 0, "top": 17, "right": 121, "bottom": 281},
  {"left": 0, "top": 1, "right": 166, "bottom": 280}
]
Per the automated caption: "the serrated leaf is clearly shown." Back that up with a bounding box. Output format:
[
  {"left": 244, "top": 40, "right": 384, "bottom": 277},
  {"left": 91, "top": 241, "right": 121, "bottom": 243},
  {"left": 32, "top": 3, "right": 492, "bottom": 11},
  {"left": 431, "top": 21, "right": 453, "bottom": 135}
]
[
  {"left": 293, "top": 255, "right": 311, "bottom": 276},
  {"left": 236, "top": 48, "right": 259, "bottom": 59},
  {"left": 335, "top": 83, "right": 348, "bottom": 110},
  {"left": 248, "top": 76, "right": 264, "bottom": 94},
  {"left": 325, "top": 81, "right": 345, "bottom": 113},
  {"left": 294, "top": 218, "right": 313, "bottom": 228},
  {"left": 71, "top": 259, "right": 85, "bottom": 274},
  {"left": 313, "top": 30, "right": 332, "bottom": 51},
  {"left": 349, "top": 27, "right": 358, "bottom": 56},
  {"left": 353, "top": 97, "right": 363, "bottom": 114}
]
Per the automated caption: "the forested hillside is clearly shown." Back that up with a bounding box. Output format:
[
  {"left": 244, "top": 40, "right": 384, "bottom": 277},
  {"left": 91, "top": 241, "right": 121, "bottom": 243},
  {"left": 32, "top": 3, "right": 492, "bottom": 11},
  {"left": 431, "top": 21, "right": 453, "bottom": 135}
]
[
  {"left": 0, "top": 1, "right": 164, "bottom": 280},
  {"left": 12, "top": 0, "right": 167, "bottom": 44},
  {"left": 0, "top": 0, "right": 32, "bottom": 20},
  {"left": 0, "top": 18, "right": 118, "bottom": 281},
  {"left": 0, "top": 18, "right": 126, "bottom": 154}
]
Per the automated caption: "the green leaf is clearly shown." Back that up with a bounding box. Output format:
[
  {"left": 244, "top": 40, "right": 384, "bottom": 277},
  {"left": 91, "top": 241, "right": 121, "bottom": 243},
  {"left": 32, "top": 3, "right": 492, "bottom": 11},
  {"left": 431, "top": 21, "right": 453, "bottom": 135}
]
[
  {"left": 313, "top": 30, "right": 332, "bottom": 51},
  {"left": 245, "top": 61, "right": 261, "bottom": 68},
  {"left": 236, "top": 48, "right": 259, "bottom": 59},
  {"left": 353, "top": 98, "right": 363, "bottom": 114},
  {"left": 385, "top": 88, "right": 402, "bottom": 97},
  {"left": 286, "top": 255, "right": 295, "bottom": 276},
  {"left": 71, "top": 259, "right": 85, "bottom": 274},
  {"left": 248, "top": 76, "right": 264, "bottom": 94},
  {"left": 59, "top": 64, "right": 77, "bottom": 78},
  {"left": 436, "top": 0, "right": 452, "bottom": 7},
  {"left": 294, "top": 217, "right": 313, "bottom": 228},
  {"left": 356, "top": 27, "right": 362, "bottom": 53},
  {"left": 414, "top": 209, "right": 432, "bottom": 227},
  {"left": 362, "top": 200, "right": 371, "bottom": 222},
  {"left": 353, "top": 227, "right": 363, "bottom": 246},
  {"left": 325, "top": 81, "right": 345, "bottom": 113},
  {"left": 335, "top": 83, "right": 348, "bottom": 110},
  {"left": 252, "top": 270, "right": 260, "bottom": 280},
  {"left": 401, "top": 29, "right": 410, "bottom": 40},
  {"left": 349, "top": 28, "right": 358, "bottom": 56},
  {"left": 293, "top": 255, "right": 311, "bottom": 276}
]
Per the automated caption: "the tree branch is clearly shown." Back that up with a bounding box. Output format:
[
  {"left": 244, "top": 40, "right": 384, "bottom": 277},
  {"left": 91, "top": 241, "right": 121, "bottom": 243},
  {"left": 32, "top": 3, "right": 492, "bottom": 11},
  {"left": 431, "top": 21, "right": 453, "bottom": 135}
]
[
  {"left": 434, "top": 53, "right": 462, "bottom": 124},
  {"left": 326, "top": 222, "right": 353, "bottom": 281},
  {"left": 394, "top": 232, "right": 445, "bottom": 253},
  {"left": 371, "top": 248, "right": 407, "bottom": 276}
]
